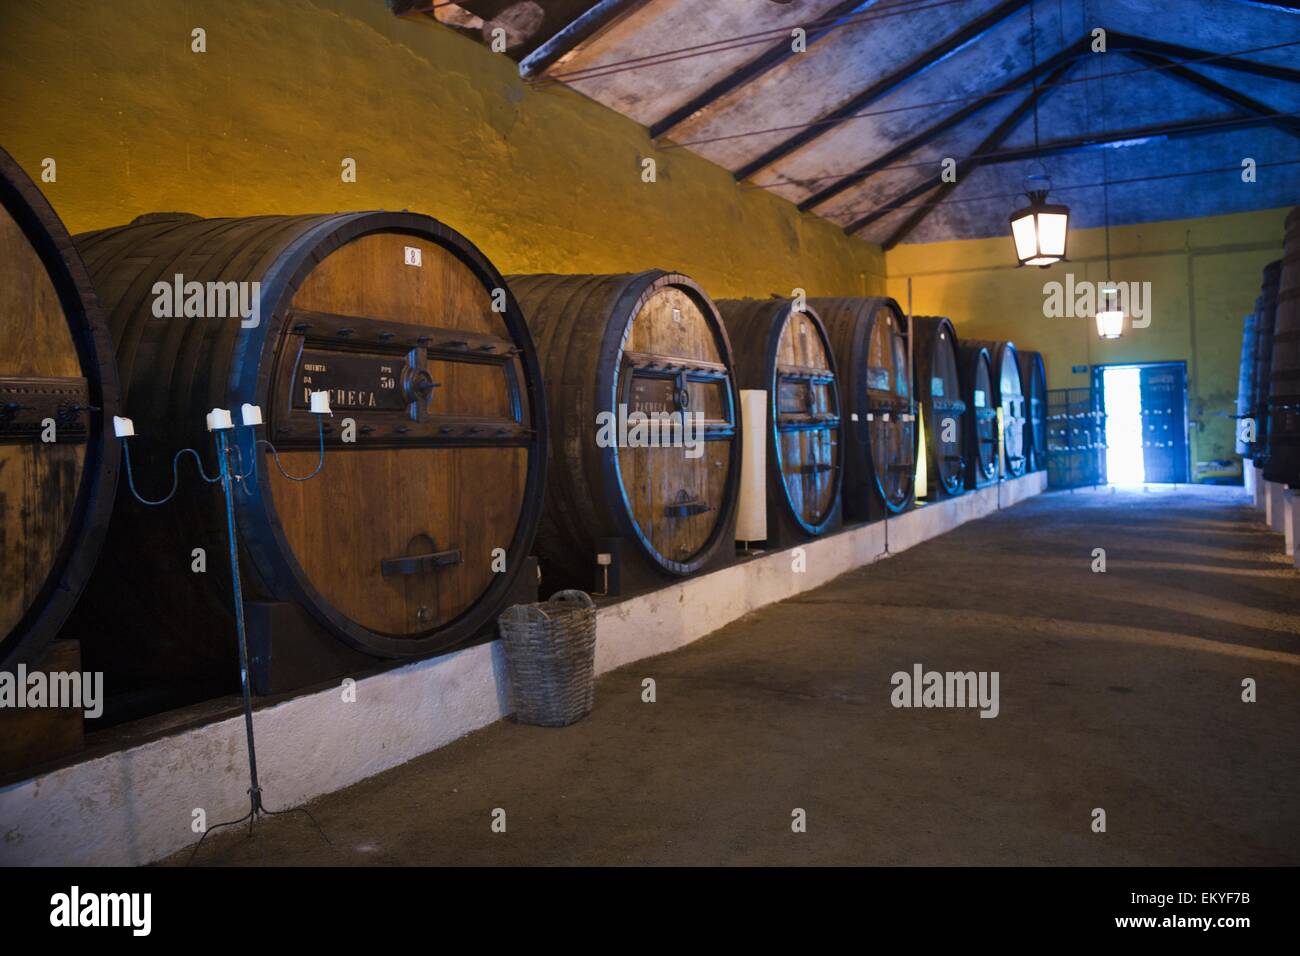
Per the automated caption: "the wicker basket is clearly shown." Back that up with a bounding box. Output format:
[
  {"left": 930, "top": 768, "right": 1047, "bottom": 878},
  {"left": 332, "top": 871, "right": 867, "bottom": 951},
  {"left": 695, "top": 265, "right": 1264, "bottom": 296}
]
[{"left": 498, "top": 590, "right": 597, "bottom": 727}]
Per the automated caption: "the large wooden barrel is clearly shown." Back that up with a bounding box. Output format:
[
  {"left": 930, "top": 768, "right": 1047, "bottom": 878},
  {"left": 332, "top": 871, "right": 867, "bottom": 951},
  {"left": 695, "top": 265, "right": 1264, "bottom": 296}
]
[
  {"left": 967, "top": 339, "right": 1027, "bottom": 478},
  {"left": 1235, "top": 310, "right": 1258, "bottom": 457},
  {"left": 957, "top": 343, "right": 999, "bottom": 488},
  {"left": 507, "top": 272, "right": 741, "bottom": 590},
  {"left": 1265, "top": 210, "right": 1300, "bottom": 484},
  {"left": 809, "top": 296, "right": 915, "bottom": 518},
  {"left": 912, "top": 316, "right": 967, "bottom": 499},
  {"left": 1253, "top": 261, "right": 1282, "bottom": 467},
  {"left": 0, "top": 146, "right": 119, "bottom": 671},
  {"left": 1017, "top": 349, "right": 1048, "bottom": 472},
  {"left": 716, "top": 298, "right": 842, "bottom": 536},
  {"left": 71, "top": 212, "right": 546, "bottom": 711}
]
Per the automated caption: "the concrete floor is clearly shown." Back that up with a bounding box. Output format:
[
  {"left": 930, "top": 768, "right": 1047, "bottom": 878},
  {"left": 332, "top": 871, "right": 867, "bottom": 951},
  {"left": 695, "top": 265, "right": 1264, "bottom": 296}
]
[{"left": 172, "top": 487, "right": 1300, "bottom": 866}]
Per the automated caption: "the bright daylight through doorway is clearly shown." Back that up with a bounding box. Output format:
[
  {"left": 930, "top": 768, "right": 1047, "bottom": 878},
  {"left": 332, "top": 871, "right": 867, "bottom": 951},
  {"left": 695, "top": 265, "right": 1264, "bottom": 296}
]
[{"left": 1103, "top": 366, "right": 1145, "bottom": 484}]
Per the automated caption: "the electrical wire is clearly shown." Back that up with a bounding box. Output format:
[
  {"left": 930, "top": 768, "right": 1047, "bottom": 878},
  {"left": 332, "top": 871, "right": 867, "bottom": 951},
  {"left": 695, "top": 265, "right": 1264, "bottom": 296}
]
[
  {"left": 742, "top": 111, "right": 1300, "bottom": 192},
  {"left": 660, "top": 38, "right": 1300, "bottom": 151},
  {"left": 122, "top": 442, "right": 222, "bottom": 506},
  {"left": 847, "top": 158, "right": 1300, "bottom": 217},
  {"left": 234, "top": 416, "right": 328, "bottom": 495},
  {"left": 544, "top": 0, "right": 978, "bottom": 85}
]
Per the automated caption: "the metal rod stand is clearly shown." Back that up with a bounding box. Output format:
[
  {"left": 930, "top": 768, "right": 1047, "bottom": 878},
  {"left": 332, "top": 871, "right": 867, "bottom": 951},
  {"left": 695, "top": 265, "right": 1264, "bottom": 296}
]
[{"left": 185, "top": 427, "right": 331, "bottom": 864}]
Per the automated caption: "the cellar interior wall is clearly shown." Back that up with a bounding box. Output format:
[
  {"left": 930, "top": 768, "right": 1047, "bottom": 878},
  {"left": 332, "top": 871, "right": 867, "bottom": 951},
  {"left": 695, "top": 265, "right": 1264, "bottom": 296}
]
[{"left": 0, "top": 0, "right": 885, "bottom": 300}]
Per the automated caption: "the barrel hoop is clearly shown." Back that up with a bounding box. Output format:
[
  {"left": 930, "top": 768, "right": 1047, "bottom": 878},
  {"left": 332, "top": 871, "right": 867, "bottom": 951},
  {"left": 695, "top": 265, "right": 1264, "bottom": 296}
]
[
  {"left": 0, "top": 147, "right": 120, "bottom": 669},
  {"left": 606, "top": 271, "right": 741, "bottom": 576},
  {"left": 769, "top": 302, "right": 841, "bottom": 534}
]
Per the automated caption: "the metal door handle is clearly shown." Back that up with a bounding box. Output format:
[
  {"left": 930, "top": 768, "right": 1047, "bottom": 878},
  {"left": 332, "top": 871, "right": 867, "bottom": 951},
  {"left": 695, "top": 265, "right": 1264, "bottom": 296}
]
[
  {"left": 665, "top": 494, "right": 712, "bottom": 518},
  {"left": 381, "top": 549, "right": 462, "bottom": 576}
]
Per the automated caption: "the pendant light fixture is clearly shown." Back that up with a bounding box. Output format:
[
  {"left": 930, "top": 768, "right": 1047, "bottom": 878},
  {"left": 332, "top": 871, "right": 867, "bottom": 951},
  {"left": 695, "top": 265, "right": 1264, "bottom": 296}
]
[
  {"left": 1011, "top": 174, "right": 1071, "bottom": 267},
  {"left": 1093, "top": 13, "right": 1123, "bottom": 341},
  {"left": 1096, "top": 288, "right": 1124, "bottom": 339},
  {"left": 1009, "top": 0, "right": 1070, "bottom": 268}
]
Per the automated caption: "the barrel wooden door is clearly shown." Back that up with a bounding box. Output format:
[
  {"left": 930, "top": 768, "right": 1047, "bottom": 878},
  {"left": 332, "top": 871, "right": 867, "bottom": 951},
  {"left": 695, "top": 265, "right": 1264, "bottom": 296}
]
[{"left": 0, "top": 146, "right": 118, "bottom": 670}]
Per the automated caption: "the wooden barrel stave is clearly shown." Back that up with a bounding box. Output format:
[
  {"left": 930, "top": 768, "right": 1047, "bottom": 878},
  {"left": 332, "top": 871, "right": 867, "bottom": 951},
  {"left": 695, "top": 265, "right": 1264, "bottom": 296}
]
[
  {"left": 1236, "top": 311, "right": 1258, "bottom": 458},
  {"left": 1253, "top": 261, "right": 1282, "bottom": 467},
  {"left": 507, "top": 271, "right": 741, "bottom": 589},
  {"left": 1017, "top": 349, "right": 1048, "bottom": 472},
  {"left": 958, "top": 344, "right": 998, "bottom": 488},
  {"left": 912, "top": 316, "right": 967, "bottom": 497},
  {"left": 966, "top": 339, "right": 1027, "bottom": 479},
  {"left": 1266, "top": 211, "right": 1300, "bottom": 483},
  {"left": 69, "top": 212, "right": 546, "bottom": 711},
  {"left": 809, "top": 296, "right": 915, "bottom": 518},
  {"left": 716, "top": 298, "right": 842, "bottom": 536},
  {"left": 0, "top": 145, "right": 119, "bottom": 670}
]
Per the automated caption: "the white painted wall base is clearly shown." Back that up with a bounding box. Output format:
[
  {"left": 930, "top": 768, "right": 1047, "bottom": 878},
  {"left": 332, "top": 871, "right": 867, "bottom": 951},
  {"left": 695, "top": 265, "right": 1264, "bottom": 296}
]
[
  {"left": 1244, "top": 461, "right": 1257, "bottom": 501},
  {"left": 0, "top": 470, "right": 1047, "bottom": 867},
  {"left": 1252, "top": 464, "right": 1266, "bottom": 510},
  {"left": 1267, "top": 481, "right": 1286, "bottom": 533},
  {"left": 1286, "top": 488, "right": 1298, "bottom": 558}
]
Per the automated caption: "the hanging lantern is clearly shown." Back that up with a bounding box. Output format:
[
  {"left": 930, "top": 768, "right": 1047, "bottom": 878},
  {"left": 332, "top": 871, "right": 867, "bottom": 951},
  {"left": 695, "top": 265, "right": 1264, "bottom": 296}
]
[
  {"left": 1096, "top": 284, "right": 1123, "bottom": 339},
  {"left": 1010, "top": 176, "right": 1070, "bottom": 267},
  {"left": 1095, "top": 308, "right": 1124, "bottom": 339}
]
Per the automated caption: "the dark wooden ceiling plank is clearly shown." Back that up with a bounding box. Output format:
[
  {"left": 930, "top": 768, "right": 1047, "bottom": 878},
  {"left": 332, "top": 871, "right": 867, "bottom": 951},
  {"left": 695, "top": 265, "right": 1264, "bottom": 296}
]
[
  {"left": 856, "top": 111, "right": 1285, "bottom": 242},
  {"left": 1109, "top": 31, "right": 1300, "bottom": 84},
  {"left": 799, "top": 36, "right": 1091, "bottom": 211},
  {"left": 732, "top": 0, "right": 1033, "bottom": 182},
  {"left": 518, "top": 0, "right": 650, "bottom": 79},
  {"left": 849, "top": 56, "right": 1078, "bottom": 240},
  {"left": 1122, "top": 48, "right": 1300, "bottom": 137},
  {"left": 648, "top": 1, "right": 877, "bottom": 141}
]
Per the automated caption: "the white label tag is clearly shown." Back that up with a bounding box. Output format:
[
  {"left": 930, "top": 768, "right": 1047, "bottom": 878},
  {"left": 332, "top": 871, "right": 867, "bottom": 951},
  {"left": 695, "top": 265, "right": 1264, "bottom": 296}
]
[
  {"left": 850, "top": 412, "right": 859, "bottom": 422},
  {"left": 404, "top": 246, "right": 422, "bottom": 267}
]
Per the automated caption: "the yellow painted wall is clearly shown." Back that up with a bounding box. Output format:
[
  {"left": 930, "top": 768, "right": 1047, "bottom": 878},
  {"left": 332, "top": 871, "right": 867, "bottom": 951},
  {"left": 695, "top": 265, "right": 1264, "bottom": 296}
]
[
  {"left": 0, "top": 0, "right": 884, "bottom": 299},
  {"left": 886, "top": 208, "right": 1291, "bottom": 476}
]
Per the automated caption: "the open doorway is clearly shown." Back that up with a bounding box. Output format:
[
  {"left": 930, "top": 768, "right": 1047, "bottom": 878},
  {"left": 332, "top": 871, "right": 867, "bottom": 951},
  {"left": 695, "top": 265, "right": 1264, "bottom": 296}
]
[{"left": 1093, "top": 362, "right": 1189, "bottom": 484}]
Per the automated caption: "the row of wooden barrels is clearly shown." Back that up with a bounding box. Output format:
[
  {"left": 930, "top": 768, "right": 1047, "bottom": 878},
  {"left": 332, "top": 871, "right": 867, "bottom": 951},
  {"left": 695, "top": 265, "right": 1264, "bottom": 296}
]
[
  {"left": 1235, "top": 207, "right": 1300, "bottom": 485},
  {"left": 0, "top": 146, "right": 1045, "bottom": 718}
]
